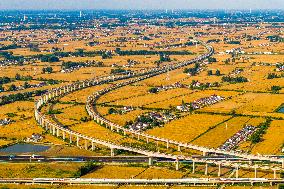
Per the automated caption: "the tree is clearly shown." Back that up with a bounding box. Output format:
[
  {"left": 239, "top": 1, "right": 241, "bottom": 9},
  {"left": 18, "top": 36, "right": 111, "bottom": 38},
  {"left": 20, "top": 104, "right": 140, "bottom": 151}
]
[
  {"left": 149, "top": 87, "right": 158, "bottom": 94},
  {"left": 108, "top": 108, "right": 117, "bottom": 114},
  {"left": 216, "top": 69, "right": 221, "bottom": 76},
  {"left": 48, "top": 56, "right": 59, "bottom": 62},
  {"left": 271, "top": 86, "right": 281, "bottom": 94},
  {"left": 0, "top": 85, "right": 4, "bottom": 92},
  {"left": 42, "top": 67, "right": 53, "bottom": 74},
  {"left": 23, "top": 82, "right": 30, "bottom": 89},
  {"left": 207, "top": 70, "right": 213, "bottom": 76},
  {"left": 8, "top": 84, "right": 17, "bottom": 91},
  {"left": 15, "top": 73, "right": 21, "bottom": 80}
]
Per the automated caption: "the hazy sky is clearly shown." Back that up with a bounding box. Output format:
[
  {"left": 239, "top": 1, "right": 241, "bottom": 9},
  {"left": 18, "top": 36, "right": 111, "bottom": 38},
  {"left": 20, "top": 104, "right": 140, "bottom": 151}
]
[{"left": 0, "top": 0, "right": 283, "bottom": 10}]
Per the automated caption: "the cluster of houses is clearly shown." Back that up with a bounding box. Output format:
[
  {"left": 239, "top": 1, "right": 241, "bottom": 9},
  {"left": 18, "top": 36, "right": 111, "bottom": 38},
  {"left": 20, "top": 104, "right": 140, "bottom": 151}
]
[
  {"left": 190, "top": 80, "right": 220, "bottom": 89},
  {"left": 149, "top": 82, "right": 187, "bottom": 93},
  {"left": 0, "top": 118, "right": 12, "bottom": 126},
  {"left": 176, "top": 95, "right": 225, "bottom": 112},
  {"left": 25, "top": 133, "right": 43, "bottom": 143},
  {"left": 61, "top": 61, "right": 101, "bottom": 73},
  {"left": 128, "top": 112, "right": 176, "bottom": 132},
  {"left": 218, "top": 125, "right": 257, "bottom": 151},
  {"left": 276, "top": 63, "right": 284, "bottom": 72}
]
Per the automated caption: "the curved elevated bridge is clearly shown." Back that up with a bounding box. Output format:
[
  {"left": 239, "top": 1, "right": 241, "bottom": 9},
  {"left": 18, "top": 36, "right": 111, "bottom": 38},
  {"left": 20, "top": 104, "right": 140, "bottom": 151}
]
[{"left": 34, "top": 40, "right": 284, "bottom": 179}]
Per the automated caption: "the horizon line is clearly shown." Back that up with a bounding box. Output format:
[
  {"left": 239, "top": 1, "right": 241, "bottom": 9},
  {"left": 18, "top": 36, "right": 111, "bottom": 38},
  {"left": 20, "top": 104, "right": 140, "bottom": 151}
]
[{"left": 0, "top": 8, "right": 283, "bottom": 11}]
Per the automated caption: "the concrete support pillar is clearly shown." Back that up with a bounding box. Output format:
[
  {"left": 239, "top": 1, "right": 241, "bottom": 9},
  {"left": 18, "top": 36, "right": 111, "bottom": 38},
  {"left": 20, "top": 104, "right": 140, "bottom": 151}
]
[
  {"left": 235, "top": 165, "right": 239, "bottom": 178},
  {"left": 205, "top": 163, "right": 208, "bottom": 176},
  {"left": 273, "top": 169, "right": 277, "bottom": 179},
  {"left": 111, "top": 126, "right": 114, "bottom": 131},
  {"left": 175, "top": 159, "right": 179, "bottom": 171},
  {"left": 85, "top": 140, "right": 88, "bottom": 150},
  {"left": 203, "top": 151, "right": 207, "bottom": 156},
  {"left": 110, "top": 148, "right": 115, "bottom": 157},
  {"left": 49, "top": 125, "right": 52, "bottom": 134},
  {"left": 56, "top": 128, "right": 60, "bottom": 137},
  {"left": 91, "top": 141, "right": 95, "bottom": 151},
  {"left": 52, "top": 126, "right": 56, "bottom": 136},
  {"left": 146, "top": 137, "right": 149, "bottom": 144},
  {"left": 137, "top": 134, "right": 140, "bottom": 141},
  {"left": 192, "top": 161, "right": 195, "bottom": 174},
  {"left": 254, "top": 166, "right": 257, "bottom": 178},
  {"left": 76, "top": 136, "right": 79, "bottom": 147},
  {"left": 282, "top": 159, "right": 284, "bottom": 169},
  {"left": 178, "top": 145, "right": 181, "bottom": 152},
  {"left": 218, "top": 163, "right": 221, "bottom": 177},
  {"left": 63, "top": 131, "right": 66, "bottom": 140},
  {"left": 148, "top": 157, "right": 153, "bottom": 166},
  {"left": 69, "top": 134, "right": 72, "bottom": 144},
  {"left": 166, "top": 140, "right": 169, "bottom": 149}
]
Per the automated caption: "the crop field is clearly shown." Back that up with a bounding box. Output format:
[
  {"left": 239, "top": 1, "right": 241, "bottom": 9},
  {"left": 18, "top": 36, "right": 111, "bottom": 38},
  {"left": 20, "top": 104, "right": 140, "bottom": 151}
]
[
  {"left": 0, "top": 162, "right": 82, "bottom": 178},
  {"left": 202, "top": 93, "right": 284, "bottom": 119},
  {"left": 145, "top": 90, "right": 239, "bottom": 109},
  {"left": 192, "top": 117, "right": 265, "bottom": 148},
  {"left": 0, "top": 10, "right": 283, "bottom": 186},
  {"left": 146, "top": 114, "right": 230, "bottom": 143},
  {"left": 250, "top": 120, "right": 284, "bottom": 155}
]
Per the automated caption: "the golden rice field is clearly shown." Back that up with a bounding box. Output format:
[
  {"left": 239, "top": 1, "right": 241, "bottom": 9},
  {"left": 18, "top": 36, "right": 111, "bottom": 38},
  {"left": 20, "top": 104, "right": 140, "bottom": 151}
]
[
  {"left": 108, "top": 88, "right": 193, "bottom": 107},
  {"left": 202, "top": 92, "right": 284, "bottom": 116},
  {"left": 135, "top": 167, "right": 184, "bottom": 179},
  {"left": 192, "top": 117, "right": 265, "bottom": 148},
  {"left": 251, "top": 120, "right": 284, "bottom": 155},
  {"left": 145, "top": 90, "right": 239, "bottom": 109},
  {"left": 82, "top": 165, "right": 146, "bottom": 179},
  {"left": 146, "top": 114, "right": 230, "bottom": 143},
  {"left": 69, "top": 121, "right": 124, "bottom": 143},
  {"left": 97, "top": 85, "right": 149, "bottom": 104},
  {"left": 0, "top": 162, "right": 82, "bottom": 178},
  {"left": 59, "top": 84, "right": 111, "bottom": 103}
]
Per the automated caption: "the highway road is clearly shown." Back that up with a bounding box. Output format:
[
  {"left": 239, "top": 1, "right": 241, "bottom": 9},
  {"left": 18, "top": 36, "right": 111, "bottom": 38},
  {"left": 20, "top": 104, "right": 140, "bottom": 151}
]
[
  {"left": 0, "top": 155, "right": 280, "bottom": 163},
  {"left": 0, "top": 178, "right": 283, "bottom": 185}
]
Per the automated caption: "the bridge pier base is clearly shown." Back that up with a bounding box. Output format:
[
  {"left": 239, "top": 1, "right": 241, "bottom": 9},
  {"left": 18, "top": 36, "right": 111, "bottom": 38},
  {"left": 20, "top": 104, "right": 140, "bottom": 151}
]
[{"left": 192, "top": 161, "right": 195, "bottom": 174}]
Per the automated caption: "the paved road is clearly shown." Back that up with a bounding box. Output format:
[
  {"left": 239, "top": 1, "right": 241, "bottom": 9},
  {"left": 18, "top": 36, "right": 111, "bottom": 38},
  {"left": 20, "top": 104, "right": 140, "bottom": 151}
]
[
  {"left": 0, "top": 155, "right": 280, "bottom": 163},
  {"left": 0, "top": 178, "right": 283, "bottom": 185}
]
